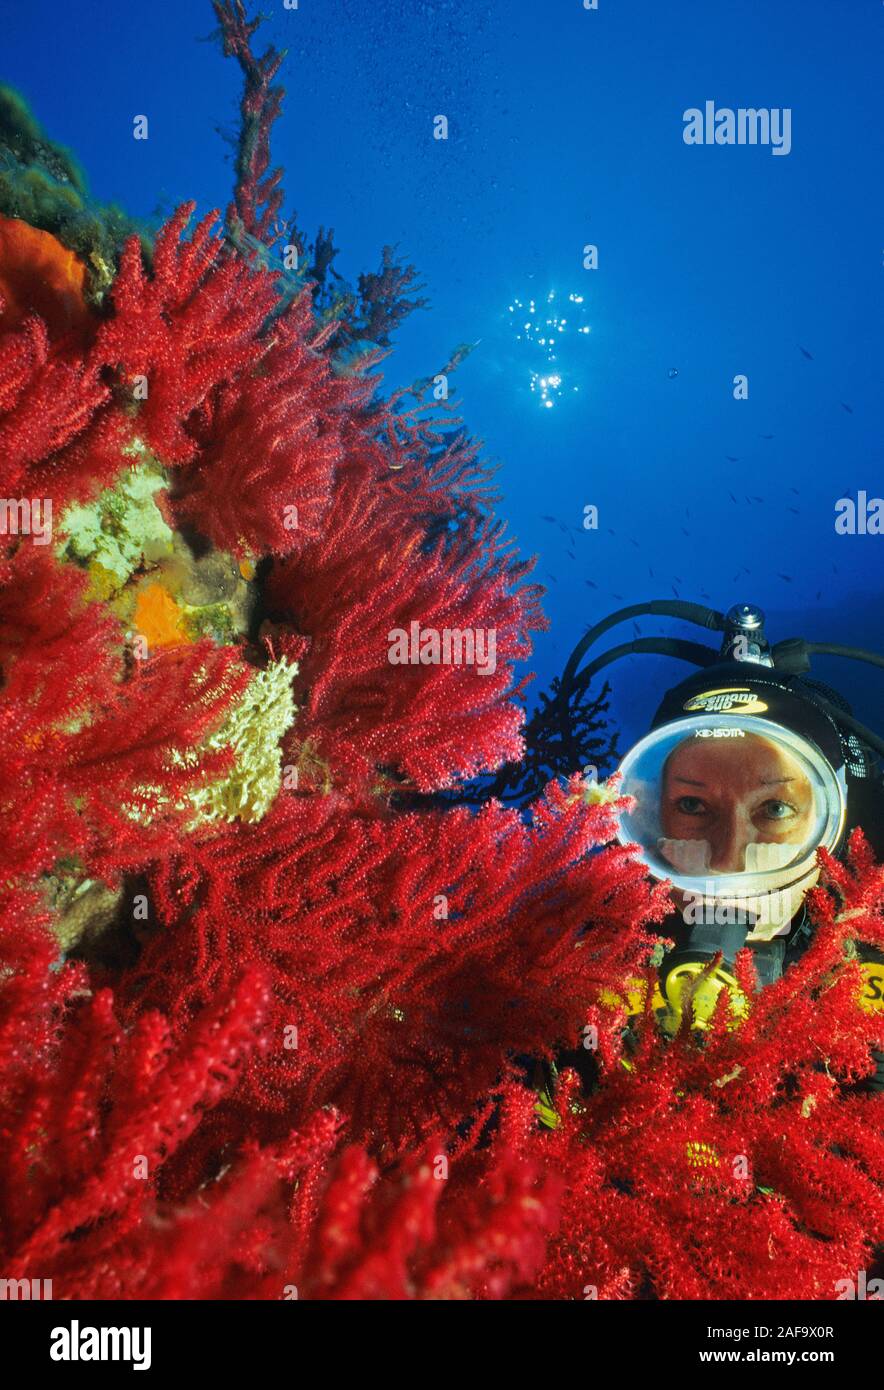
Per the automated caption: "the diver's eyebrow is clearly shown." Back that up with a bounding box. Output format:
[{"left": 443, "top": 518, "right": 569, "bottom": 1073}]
[
  {"left": 673, "top": 777, "right": 705, "bottom": 786},
  {"left": 758, "top": 777, "right": 794, "bottom": 785}
]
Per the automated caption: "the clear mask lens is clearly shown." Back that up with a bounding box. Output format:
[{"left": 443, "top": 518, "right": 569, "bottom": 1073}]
[{"left": 616, "top": 714, "right": 846, "bottom": 898}]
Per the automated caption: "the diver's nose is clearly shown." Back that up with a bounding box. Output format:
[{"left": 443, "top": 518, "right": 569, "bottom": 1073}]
[{"left": 708, "top": 810, "right": 754, "bottom": 874}]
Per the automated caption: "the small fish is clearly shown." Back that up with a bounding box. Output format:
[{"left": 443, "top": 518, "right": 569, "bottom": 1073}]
[
  {"left": 671, "top": 585, "right": 680, "bottom": 597},
  {"left": 541, "top": 515, "right": 556, "bottom": 524},
  {"left": 612, "top": 592, "right": 623, "bottom": 600},
  {"left": 725, "top": 456, "right": 740, "bottom": 462},
  {"left": 816, "top": 591, "right": 822, "bottom": 600},
  {"left": 629, "top": 537, "right": 640, "bottom": 548},
  {"left": 673, "top": 576, "right": 683, "bottom": 583},
  {"left": 585, "top": 579, "right": 597, "bottom": 588},
  {"left": 759, "top": 433, "right": 774, "bottom": 440},
  {"left": 607, "top": 528, "right": 616, "bottom": 536},
  {"left": 648, "top": 566, "right": 655, "bottom": 578},
  {"left": 728, "top": 491, "right": 738, "bottom": 503},
  {"left": 798, "top": 345, "right": 814, "bottom": 360},
  {"left": 790, "top": 487, "right": 800, "bottom": 495},
  {"left": 752, "top": 496, "right": 764, "bottom": 503},
  {"left": 699, "top": 591, "right": 711, "bottom": 599},
  {"left": 680, "top": 527, "right": 690, "bottom": 537},
  {"left": 788, "top": 507, "right": 800, "bottom": 514},
  {"left": 546, "top": 573, "right": 558, "bottom": 583},
  {"left": 632, "top": 622, "right": 641, "bottom": 637},
  {"left": 778, "top": 573, "right": 793, "bottom": 582},
  {"left": 840, "top": 402, "right": 854, "bottom": 414}
]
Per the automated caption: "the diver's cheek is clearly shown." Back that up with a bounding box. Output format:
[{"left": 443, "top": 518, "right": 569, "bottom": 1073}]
[
  {"left": 743, "top": 842, "right": 799, "bottom": 872},
  {"left": 657, "top": 838, "right": 711, "bottom": 874}
]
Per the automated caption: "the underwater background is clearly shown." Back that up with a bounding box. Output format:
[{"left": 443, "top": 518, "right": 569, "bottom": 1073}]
[{"left": 4, "top": 0, "right": 882, "bottom": 749}]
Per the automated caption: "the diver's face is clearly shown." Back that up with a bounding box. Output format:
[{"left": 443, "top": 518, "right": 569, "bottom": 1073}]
[{"left": 660, "top": 733, "right": 815, "bottom": 874}]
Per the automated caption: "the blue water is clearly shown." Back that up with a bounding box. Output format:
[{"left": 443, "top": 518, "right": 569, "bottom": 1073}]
[{"left": 5, "top": 0, "right": 882, "bottom": 750}]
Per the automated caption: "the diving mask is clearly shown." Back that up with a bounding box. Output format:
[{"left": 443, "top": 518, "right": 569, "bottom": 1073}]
[{"left": 616, "top": 704, "right": 847, "bottom": 939}]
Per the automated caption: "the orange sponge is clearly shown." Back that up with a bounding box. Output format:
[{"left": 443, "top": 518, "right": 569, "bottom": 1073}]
[
  {"left": 0, "top": 215, "right": 92, "bottom": 341},
  {"left": 132, "top": 582, "right": 191, "bottom": 650}
]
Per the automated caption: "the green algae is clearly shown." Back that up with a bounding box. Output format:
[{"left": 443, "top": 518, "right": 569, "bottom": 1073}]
[{"left": 57, "top": 445, "right": 174, "bottom": 594}]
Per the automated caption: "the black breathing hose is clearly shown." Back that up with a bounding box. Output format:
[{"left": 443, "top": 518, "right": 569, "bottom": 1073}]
[
  {"left": 560, "top": 600, "right": 725, "bottom": 707},
  {"left": 569, "top": 638, "right": 719, "bottom": 700},
  {"left": 559, "top": 601, "right": 884, "bottom": 764}
]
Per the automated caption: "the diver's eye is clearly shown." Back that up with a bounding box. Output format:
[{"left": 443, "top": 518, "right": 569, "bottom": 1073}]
[
  {"left": 674, "top": 796, "right": 707, "bottom": 816},
  {"left": 759, "top": 799, "right": 797, "bottom": 821}
]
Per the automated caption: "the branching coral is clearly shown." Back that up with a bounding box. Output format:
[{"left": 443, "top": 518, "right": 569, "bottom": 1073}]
[
  {"left": 212, "top": 0, "right": 286, "bottom": 245},
  {"left": 122, "top": 780, "right": 670, "bottom": 1153},
  {"left": 168, "top": 290, "right": 354, "bottom": 558},
  {"left": 92, "top": 203, "right": 279, "bottom": 465}
]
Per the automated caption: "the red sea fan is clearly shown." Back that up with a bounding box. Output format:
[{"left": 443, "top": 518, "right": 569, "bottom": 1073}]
[
  {"left": 212, "top": 0, "right": 287, "bottom": 244},
  {"left": 0, "top": 542, "right": 252, "bottom": 882},
  {"left": 80, "top": 1090, "right": 561, "bottom": 1301},
  {"left": 0, "top": 312, "right": 110, "bottom": 503},
  {"left": 290, "top": 1087, "right": 561, "bottom": 1300},
  {"left": 169, "top": 293, "right": 352, "bottom": 557},
  {"left": 0, "top": 547, "right": 119, "bottom": 878},
  {"left": 125, "top": 781, "right": 669, "bottom": 1153},
  {"left": 60, "top": 639, "right": 252, "bottom": 880},
  {"left": 0, "top": 907, "right": 277, "bottom": 1297},
  {"left": 93, "top": 203, "right": 278, "bottom": 464},
  {"left": 266, "top": 454, "right": 543, "bottom": 794},
  {"left": 0, "top": 909, "right": 555, "bottom": 1302}
]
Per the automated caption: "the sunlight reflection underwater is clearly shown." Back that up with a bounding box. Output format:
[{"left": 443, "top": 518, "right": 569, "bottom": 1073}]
[{"left": 506, "top": 288, "right": 591, "bottom": 407}]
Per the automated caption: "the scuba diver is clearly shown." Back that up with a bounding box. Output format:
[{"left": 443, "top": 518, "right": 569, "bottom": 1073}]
[{"left": 542, "top": 598, "right": 884, "bottom": 1098}]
